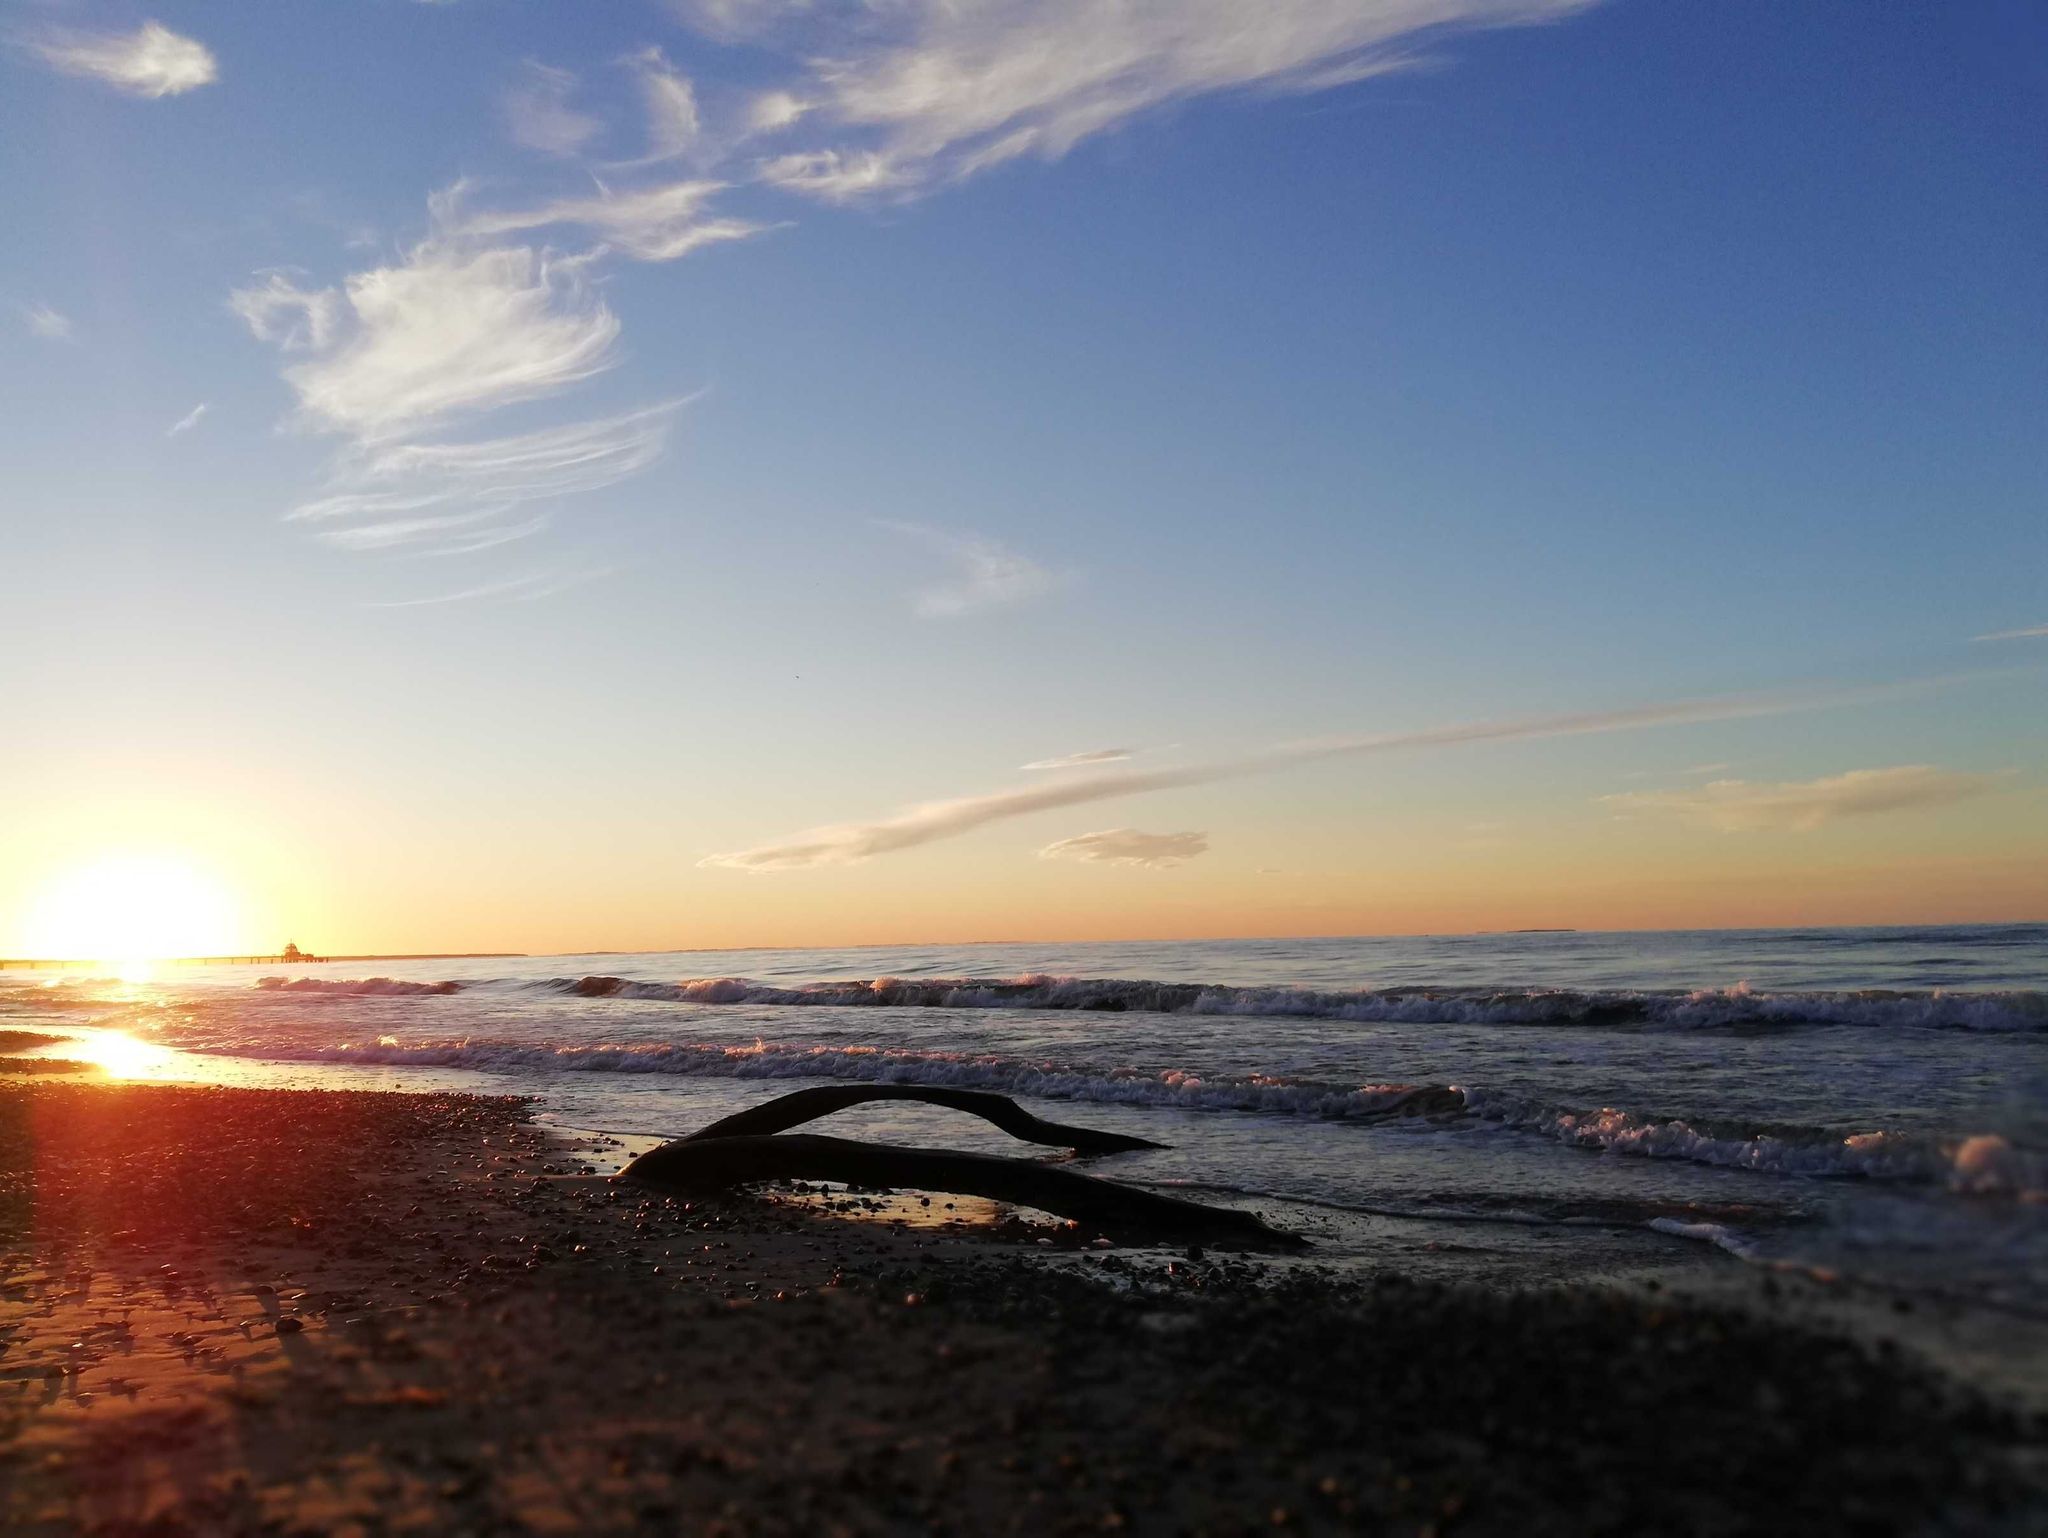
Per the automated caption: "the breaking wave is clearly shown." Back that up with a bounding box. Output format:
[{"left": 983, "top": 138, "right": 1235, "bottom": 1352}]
[
  {"left": 200, "top": 1033, "right": 2044, "bottom": 1198},
  {"left": 546, "top": 974, "right": 2048, "bottom": 1032},
  {"left": 257, "top": 976, "right": 463, "bottom": 996}
]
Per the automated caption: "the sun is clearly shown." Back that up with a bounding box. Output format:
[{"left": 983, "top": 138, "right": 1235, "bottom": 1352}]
[{"left": 22, "top": 854, "right": 249, "bottom": 965}]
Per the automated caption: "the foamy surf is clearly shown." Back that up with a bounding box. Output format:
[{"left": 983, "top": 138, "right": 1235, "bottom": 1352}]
[
  {"left": 540, "top": 974, "right": 2048, "bottom": 1032},
  {"left": 180, "top": 1032, "right": 2046, "bottom": 1199}
]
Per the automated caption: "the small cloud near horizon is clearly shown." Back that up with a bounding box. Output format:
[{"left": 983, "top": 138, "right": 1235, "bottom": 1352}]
[
  {"left": 369, "top": 566, "right": 612, "bottom": 608},
  {"left": 1040, "top": 829, "right": 1208, "bottom": 868},
  {"left": 880, "top": 522, "right": 1060, "bottom": 618},
  {"left": 166, "top": 403, "right": 209, "bottom": 438},
  {"left": 1975, "top": 623, "right": 2048, "bottom": 642},
  {"left": 1600, "top": 765, "right": 2000, "bottom": 834},
  {"left": 1022, "top": 748, "right": 1135, "bottom": 771},
  {"left": 22, "top": 304, "right": 72, "bottom": 340}
]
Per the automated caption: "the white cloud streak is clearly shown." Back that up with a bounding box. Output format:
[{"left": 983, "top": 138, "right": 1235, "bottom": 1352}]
[
  {"left": 1976, "top": 623, "right": 2048, "bottom": 643},
  {"left": 1041, "top": 829, "right": 1208, "bottom": 867},
  {"left": 712, "top": 0, "right": 1593, "bottom": 198},
  {"left": 369, "top": 567, "right": 612, "bottom": 608},
  {"left": 1600, "top": 766, "right": 2000, "bottom": 834},
  {"left": 443, "top": 178, "right": 771, "bottom": 263},
  {"left": 881, "top": 522, "right": 1058, "bottom": 618},
  {"left": 165, "top": 403, "right": 209, "bottom": 437},
  {"left": 31, "top": 20, "right": 217, "bottom": 97},
  {"left": 1023, "top": 748, "right": 1136, "bottom": 771},
  {"left": 702, "top": 680, "right": 1934, "bottom": 871},
  {"left": 504, "top": 62, "right": 602, "bottom": 156},
  {"left": 290, "top": 399, "right": 687, "bottom": 554},
  {"left": 22, "top": 303, "right": 72, "bottom": 340}
]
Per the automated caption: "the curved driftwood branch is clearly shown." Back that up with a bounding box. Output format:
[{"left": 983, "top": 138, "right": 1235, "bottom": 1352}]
[
  {"left": 618, "top": 1133, "right": 1306, "bottom": 1249},
  {"left": 680, "top": 1085, "right": 1164, "bottom": 1154}
]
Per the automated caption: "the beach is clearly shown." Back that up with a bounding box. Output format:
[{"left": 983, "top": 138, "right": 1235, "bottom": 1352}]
[{"left": 3, "top": 1078, "right": 2042, "bottom": 1536}]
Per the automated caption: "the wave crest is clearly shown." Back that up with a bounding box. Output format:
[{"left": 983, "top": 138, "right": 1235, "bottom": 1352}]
[
  {"left": 540, "top": 974, "right": 2047, "bottom": 1032},
  {"left": 256, "top": 976, "right": 462, "bottom": 996}
]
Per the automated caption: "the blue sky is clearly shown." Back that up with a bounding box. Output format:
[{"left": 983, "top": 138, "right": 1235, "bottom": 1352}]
[{"left": 2, "top": 1, "right": 2043, "bottom": 950}]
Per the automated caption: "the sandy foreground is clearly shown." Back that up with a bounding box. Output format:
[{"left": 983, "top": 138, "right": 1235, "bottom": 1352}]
[{"left": 1, "top": 1081, "right": 2043, "bottom": 1537}]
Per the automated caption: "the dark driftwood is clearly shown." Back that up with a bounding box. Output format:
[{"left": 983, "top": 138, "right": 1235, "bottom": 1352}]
[
  {"left": 679, "top": 1085, "right": 1163, "bottom": 1154},
  {"left": 619, "top": 1133, "right": 1306, "bottom": 1248}
]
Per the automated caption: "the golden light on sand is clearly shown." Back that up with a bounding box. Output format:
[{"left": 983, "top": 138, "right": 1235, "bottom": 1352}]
[
  {"left": 74, "top": 1029, "right": 175, "bottom": 1078},
  {"left": 21, "top": 854, "right": 247, "bottom": 965}
]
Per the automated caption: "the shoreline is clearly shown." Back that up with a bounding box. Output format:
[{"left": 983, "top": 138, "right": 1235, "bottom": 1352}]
[{"left": 2, "top": 1080, "right": 2042, "bottom": 1534}]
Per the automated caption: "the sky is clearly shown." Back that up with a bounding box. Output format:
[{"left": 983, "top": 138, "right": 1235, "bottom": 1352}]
[{"left": 1, "top": 0, "right": 2044, "bottom": 957}]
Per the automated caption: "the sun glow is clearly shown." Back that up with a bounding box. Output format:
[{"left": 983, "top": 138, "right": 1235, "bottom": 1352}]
[
  {"left": 21, "top": 854, "right": 248, "bottom": 964},
  {"left": 75, "top": 1029, "right": 175, "bottom": 1078}
]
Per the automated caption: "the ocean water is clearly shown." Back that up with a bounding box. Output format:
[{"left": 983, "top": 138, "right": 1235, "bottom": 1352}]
[{"left": 5, "top": 925, "right": 2045, "bottom": 1313}]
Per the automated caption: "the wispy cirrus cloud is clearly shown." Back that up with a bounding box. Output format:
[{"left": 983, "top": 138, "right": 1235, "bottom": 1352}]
[
  {"left": 233, "top": 175, "right": 762, "bottom": 578},
  {"left": 440, "top": 178, "right": 771, "bottom": 263},
  {"left": 1599, "top": 766, "right": 2001, "bottom": 834},
  {"left": 623, "top": 47, "right": 701, "bottom": 162},
  {"left": 881, "top": 522, "right": 1059, "bottom": 618},
  {"left": 504, "top": 62, "right": 602, "bottom": 157},
  {"left": 229, "top": 272, "right": 341, "bottom": 352},
  {"left": 703, "top": 0, "right": 1594, "bottom": 199},
  {"left": 701, "top": 678, "right": 1939, "bottom": 871},
  {"left": 21, "top": 303, "right": 72, "bottom": 341},
  {"left": 289, "top": 400, "right": 688, "bottom": 555},
  {"left": 29, "top": 20, "right": 217, "bottom": 97},
  {"left": 230, "top": 2, "right": 1599, "bottom": 603},
  {"left": 1975, "top": 623, "right": 2048, "bottom": 643},
  {"left": 1041, "top": 829, "right": 1208, "bottom": 867},
  {"left": 165, "top": 403, "right": 209, "bottom": 438},
  {"left": 369, "top": 566, "right": 612, "bottom": 608},
  {"left": 240, "top": 242, "right": 621, "bottom": 443},
  {"left": 1023, "top": 748, "right": 1136, "bottom": 771}
]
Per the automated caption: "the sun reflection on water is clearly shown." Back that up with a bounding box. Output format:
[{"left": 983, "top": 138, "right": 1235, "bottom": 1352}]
[{"left": 75, "top": 1030, "right": 175, "bottom": 1078}]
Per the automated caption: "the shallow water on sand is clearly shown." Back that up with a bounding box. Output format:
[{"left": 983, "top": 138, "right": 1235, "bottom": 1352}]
[{"left": 5, "top": 924, "right": 2045, "bottom": 1313}]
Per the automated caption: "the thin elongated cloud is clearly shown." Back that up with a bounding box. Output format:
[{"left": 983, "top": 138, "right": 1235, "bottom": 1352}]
[
  {"left": 882, "top": 522, "right": 1058, "bottom": 618},
  {"left": 22, "top": 303, "right": 72, "bottom": 340},
  {"left": 370, "top": 567, "right": 611, "bottom": 608},
  {"left": 1023, "top": 748, "right": 1136, "bottom": 771},
  {"left": 165, "top": 403, "right": 209, "bottom": 437},
  {"left": 504, "top": 62, "right": 602, "bottom": 156},
  {"left": 443, "top": 178, "right": 770, "bottom": 263},
  {"left": 1041, "top": 829, "right": 1207, "bottom": 867},
  {"left": 712, "top": 0, "right": 1594, "bottom": 198},
  {"left": 1976, "top": 623, "right": 2048, "bottom": 642},
  {"left": 1599, "top": 766, "right": 2000, "bottom": 833},
  {"left": 31, "top": 20, "right": 217, "bottom": 97},
  {"left": 702, "top": 679, "right": 1935, "bottom": 871}
]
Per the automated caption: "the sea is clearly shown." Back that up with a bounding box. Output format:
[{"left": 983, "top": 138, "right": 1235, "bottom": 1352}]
[{"left": 5, "top": 924, "right": 2045, "bottom": 1321}]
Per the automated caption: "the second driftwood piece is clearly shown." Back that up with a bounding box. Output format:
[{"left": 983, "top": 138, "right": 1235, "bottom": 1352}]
[
  {"left": 678, "top": 1084, "right": 1165, "bottom": 1154},
  {"left": 619, "top": 1132, "right": 1307, "bottom": 1248}
]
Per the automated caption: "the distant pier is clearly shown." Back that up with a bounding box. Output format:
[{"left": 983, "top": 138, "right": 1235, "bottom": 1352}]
[{"left": 0, "top": 953, "right": 524, "bottom": 970}]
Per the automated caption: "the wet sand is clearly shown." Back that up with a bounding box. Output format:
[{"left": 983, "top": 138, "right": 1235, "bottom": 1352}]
[{"left": 1, "top": 1081, "right": 2042, "bottom": 1536}]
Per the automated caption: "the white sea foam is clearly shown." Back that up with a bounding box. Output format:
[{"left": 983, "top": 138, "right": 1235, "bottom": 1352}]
[{"left": 1646, "top": 1217, "right": 1761, "bottom": 1258}]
